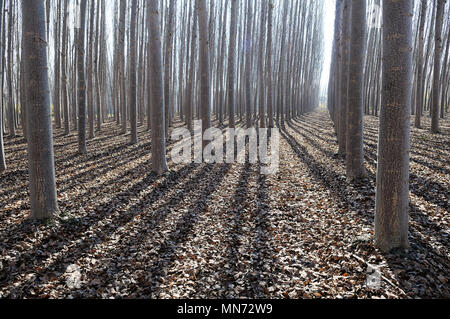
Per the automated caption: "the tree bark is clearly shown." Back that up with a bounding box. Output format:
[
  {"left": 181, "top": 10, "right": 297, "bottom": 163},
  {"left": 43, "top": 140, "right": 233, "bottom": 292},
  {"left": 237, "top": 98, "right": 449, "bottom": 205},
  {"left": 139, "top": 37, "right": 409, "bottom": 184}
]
[
  {"left": 148, "top": 0, "right": 168, "bottom": 175},
  {"left": 53, "top": 0, "right": 61, "bottom": 129},
  {"left": 87, "top": 0, "right": 95, "bottom": 139},
  {"left": 245, "top": 0, "right": 253, "bottom": 129},
  {"left": 414, "top": 0, "right": 427, "bottom": 128},
  {"left": 62, "top": 0, "right": 70, "bottom": 135},
  {"left": 338, "top": 0, "right": 351, "bottom": 157},
  {"left": 164, "top": 0, "right": 175, "bottom": 137},
  {"left": 330, "top": 0, "right": 343, "bottom": 137},
  {"left": 22, "top": 0, "right": 59, "bottom": 220},
  {"left": 0, "top": 0, "right": 5, "bottom": 171},
  {"left": 227, "top": 0, "right": 238, "bottom": 128},
  {"left": 7, "top": 0, "right": 15, "bottom": 137},
  {"left": 266, "top": 0, "right": 274, "bottom": 128},
  {"left": 375, "top": 0, "right": 413, "bottom": 253},
  {"left": 346, "top": 0, "right": 366, "bottom": 180},
  {"left": 197, "top": 0, "right": 211, "bottom": 148},
  {"left": 77, "top": 0, "right": 88, "bottom": 154},
  {"left": 130, "top": 0, "right": 138, "bottom": 144},
  {"left": 258, "top": 0, "right": 267, "bottom": 128},
  {"left": 431, "top": 0, "right": 445, "bottom": 133},
  {"left": 119, "top": 0, "right": 127, "bottom": 134},
  {"left": 185, "top": 2, "right": 197, "bottom": 132}
]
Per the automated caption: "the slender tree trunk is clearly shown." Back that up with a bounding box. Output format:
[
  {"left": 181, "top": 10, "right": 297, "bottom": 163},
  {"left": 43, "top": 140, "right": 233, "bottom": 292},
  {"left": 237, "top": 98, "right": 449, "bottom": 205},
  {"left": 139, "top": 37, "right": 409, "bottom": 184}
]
[
  {"left": 87, "top": 0, "right": 95, "bottom": 139},
  {"left": 62, "top": 0, "right": 70, "bottom": 135},
  {"left": 7, "top": 0, "right": 15, "bottom": 137},
  {"left": 94, "top": 0, "right": 101, "bottom": 133},
  {"left": 338, "top": 0, "right": 351, "bottom": 157},
  {"left": 346, "top": 0, "right": 366, "bottom": 179},
  {"left": 164, "top": 0, "right": 175, "bottom": 137},
  {"left": 77, "top": 0, "right": 88, "bottom": 154},
  {"left": 119, "top": 0, "right": 127, "bottom": 134},
  {"left": 0, "top": 0, "right": 5, "bottom": 171},
  {"left": 375, "top": 0, "right": 413, "bottom": 253},
  {"left": 266, "top": 0, "right": 274, "bottom": 128},
  {"left": 53, "top": 0, "right": 61, "bottom": 129},
  {"left": 414, "top": 0, "right": 427, "bottom": 128},
  {"left": 329, "top": 0, "right": 343, "bottom": 137},
  {"left": 227, "top": 0, "right": 238, "bottom": 128},
  {"left": 245, "top": 0, "right": 253, "bottom": 129},
  {"left": 431, "top": 0, "right": 445, "bottom": 133},
  {"left": 186, "top": 2, "right": 197, "bottom": 132},
  {"left": 22, "top": 0, "right": 59, "bottom": 220},
  {"left": 148, "top": 0, "right": 168, "bottom": 175},
  {"left": 258, "top": 0, "right": 267, "bottom": 128},
  {"left": 72, "top": 26, "right": 78, "bottom": 131},
  {"left": 197, "top": 0, "right": 211, "bottom": 148},
  {"left": 130, "top": 0, "right": 138, "bottom": 144},
  {"left": 440, "top": 21, "right": 449, "bottom": 119}
]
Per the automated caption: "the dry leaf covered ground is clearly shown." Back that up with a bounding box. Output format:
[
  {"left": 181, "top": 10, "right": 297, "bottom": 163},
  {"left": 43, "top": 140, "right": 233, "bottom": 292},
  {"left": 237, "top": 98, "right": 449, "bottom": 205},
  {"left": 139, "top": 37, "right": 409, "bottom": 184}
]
[{"left": 0, "top": 109, "right": 449, "bottom": 299}]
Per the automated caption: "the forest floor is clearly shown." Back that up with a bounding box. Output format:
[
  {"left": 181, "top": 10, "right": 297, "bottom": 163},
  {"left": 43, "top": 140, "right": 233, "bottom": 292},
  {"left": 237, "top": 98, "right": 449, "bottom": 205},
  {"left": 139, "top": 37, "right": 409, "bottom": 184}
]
[{"left": 0, "top": 109, "right": 449, "bottom": 299}]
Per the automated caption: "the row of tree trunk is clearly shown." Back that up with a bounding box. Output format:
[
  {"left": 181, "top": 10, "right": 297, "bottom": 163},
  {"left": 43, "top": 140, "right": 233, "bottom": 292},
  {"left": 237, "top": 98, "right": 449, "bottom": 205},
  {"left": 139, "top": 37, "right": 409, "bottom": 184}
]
[
  {"left": 329, "top": 0, "right": 450, "bottom": 123},
  {"left": 3, "top": 0, "right": 326, "bottom": 219},
  {"left": 328, "top": 0, "right": 449, "bottom": 252}
]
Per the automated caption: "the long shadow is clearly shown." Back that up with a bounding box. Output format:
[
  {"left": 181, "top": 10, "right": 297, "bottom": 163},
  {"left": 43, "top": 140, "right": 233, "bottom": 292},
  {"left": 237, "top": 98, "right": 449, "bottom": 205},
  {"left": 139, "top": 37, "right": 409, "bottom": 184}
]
[
  {"left": 56, "top": 142, "right": 153, "bottom": 194},
  {"left": 286, "top": 121, "right": 335, "bottom": 158},
  {"left": 291, "top": 122, "right": 337, "bottom": 147},
  {"left": 0, "top": 142, "right": 151, "bottom": 208},
  {"left": 363, "top": 143, "right": 449, "bottom": 211},
  {"left": 0, "top": 133, "right": 181, "bottom": 214},
  {"left": 279, "top": 127, "right": 357, "bottom": 216},
  {"left": 0, "top": 144, "right": 154, "bottom": 219},
  {"left": 8, "top": 163, "right": 231, "bottom": 298},
  {"left": 220, "top": 163, "right": 251, "bottom": 298},
  {"left": 0, "top": 130, "right": 147, "bottom": 201},
  {"left": 140, "top": 163, "right": 232, "bottom": 297},
  {"left": 409, "top": 150, "right": 450, "bottom": 174},
  {"left": 408, "top": 203, "right": 450, "bottom": 249},
  {"left": 292, "top": 116, "right": 337, "bottom": 140},
  {"left": 3, "top": 163, "right": 200, "bottom": 297},
  {"left": 281, "top": 120, "right": 449, "bottom": 298},
  {"left": 363, "top": 133, "right": 449, "bottom": 170},
  {"left": 249, "top": 170, "right": 278, "bottom": 298}
]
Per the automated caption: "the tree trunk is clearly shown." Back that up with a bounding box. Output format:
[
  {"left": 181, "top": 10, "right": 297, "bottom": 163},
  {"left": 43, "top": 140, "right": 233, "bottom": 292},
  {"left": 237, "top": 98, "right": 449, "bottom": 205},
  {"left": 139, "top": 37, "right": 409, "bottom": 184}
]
[
  {"left": 258, "top": 0, "right": 267, "bottom": 128},
  {"left": 77, "top": 0, "right": 88, "bottom": 154},
  {"left": 266, "top": 0, "right": 274, "bottom": 128},
  {"left": 414, "top": 0, "right": 427, "bottom": 128},
  {"left": 338, "top": 0, "right": 351, "bottom": 157},
  {"left": 0, "top": 0, "right": 5, "bottom": 171},
  {"left": 197, "top": 0, "right": 211, "bottom": 148},
  {"left": 7, "top": 0, "right": 15, "bottom": 137},
  {"left": 87, "top": 0, "right": 95, "bottom": 139},
  {"left": 22, "top": 0, "right": 59, "bottom": 220},
  {"left": 440, "top": 19, "right": 450, "bottom": 119},
  {"left": 329, "top": 0, "right": 343, "bottom": 137},
  {"left": 431, "top": 0, "right": 445, "bottom": 133},
  {"left": 148, "top": 0, "right": 168, "bottom": 175},
  {"left": 130, "top": 0, "right": 138, "bottom": 144},
  {"left": 53, "top": 0, "right": 61, "bottom": 129},
  {"left": 346, "top": 0, "right": 366, "bottom": 179},
  {"left": 375, "top": 0, "right": 413, "bottom": 253},
  {"left": 245, "top": 0, "right": 253, "bottom": 129},
  {"left": 62, "top": 0, "right": 70, "bottom": 135},
  {"left": 227, "top": 0, "right": 238, "bottom": 128},
  {"left": 164, "top": 0, "right": 175, "bottom": 137},
  {"left": 119, "top": 0, "right": 127, "bottom": 134},
  {"left": 185, "top": 2, "right": 197, "bottom": 132}
]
